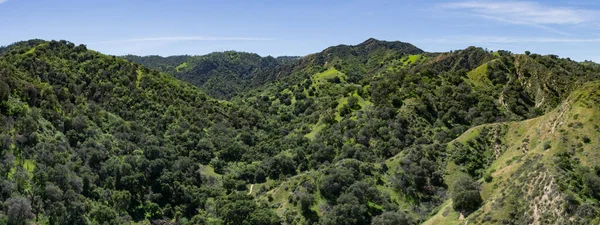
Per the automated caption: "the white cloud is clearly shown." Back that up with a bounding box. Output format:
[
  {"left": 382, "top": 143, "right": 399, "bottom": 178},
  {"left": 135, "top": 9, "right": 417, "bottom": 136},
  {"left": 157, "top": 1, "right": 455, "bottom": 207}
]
[
  {"left": 420, "top": 36, "right": 600, "bottom": 44},
  {"left": 443, "top": 1, "right": 598, "bottom": 25},
  {"left": 91, "top": 36, "right": 274, "bottom": 45},
  {"left": 0, "top": 0, "right": 8, "bottom": 4},
  {"left": 475, "top": 14, "right": 571, "bottom": 36}
]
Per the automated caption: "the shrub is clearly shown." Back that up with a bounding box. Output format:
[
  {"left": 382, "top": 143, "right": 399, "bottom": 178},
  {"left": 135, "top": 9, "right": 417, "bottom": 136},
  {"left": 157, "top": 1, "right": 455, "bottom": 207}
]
[
  {"left": 4, "top": 196, "right": 34, "bottom": 225},
  {"left": 0, "top": 81, "right": 9, "bottom": 102},
  {"left": 576, "top": 203, "right": 598, "bottom": 218},
  {"left": 583, "top": 136, "right": 591, "bottom": 144},
  {"left": 584, "top": 172, "right": 600, "bottom": 199},
  {"left": 451, "top": 176, "right": 482, "bottom": 214},
  {"left": 299, "top": 193, "right": 315, "bottom": 212},
  {"left": 543, "top": 141, "right": 552, "bottom": 150},
  {"left": 371, "top": 211, "right": 411, "bottom": 225},
  {"left": 484, "top": 173, "right": 493, "bottom": 183},
  {"left": 319, "top": 168, "right": 356, "bottom": 202}
]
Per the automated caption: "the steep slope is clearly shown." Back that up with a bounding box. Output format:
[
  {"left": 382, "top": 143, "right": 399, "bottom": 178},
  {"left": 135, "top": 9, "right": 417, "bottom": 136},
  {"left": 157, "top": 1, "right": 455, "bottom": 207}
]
[
  {"left": 225, "top": 41, "right": 600, "bottom": 224},
  {"left": 0, "top": 40, "right": 283, "bottom": 224},
  {"left": 425, "top": 80, "right": 600, "bottom": 225},
  {"left": 252, "top": 38, "right": 426, "bottom": 89}
]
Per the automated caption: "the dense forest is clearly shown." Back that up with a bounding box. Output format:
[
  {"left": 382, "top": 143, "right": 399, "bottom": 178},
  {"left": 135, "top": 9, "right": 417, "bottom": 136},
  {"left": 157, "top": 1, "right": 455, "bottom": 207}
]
[
  {"left": 1, "top": 38, "right": 600, "bottom": 225},
  {"left": 123, "top": 53, "right": 299, "bottom": 99}
]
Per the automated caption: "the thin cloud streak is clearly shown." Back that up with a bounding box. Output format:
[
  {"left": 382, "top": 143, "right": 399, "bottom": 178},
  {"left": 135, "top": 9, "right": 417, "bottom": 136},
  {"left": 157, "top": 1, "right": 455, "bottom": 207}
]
[
  {"left": 419, "top": 36, "right": 600, "bottom": 44},
  {"left": 91, "top": 36, "right": 275, "bottom": 45},
  {"left": 0, "top": 0, "right": 8, "bottom": 4},
  {"left": 443, "top": 1, "right": 598, "bottom": 25},
  {"left": 476, "top": 14, "right": 572, "bottom": 36}
]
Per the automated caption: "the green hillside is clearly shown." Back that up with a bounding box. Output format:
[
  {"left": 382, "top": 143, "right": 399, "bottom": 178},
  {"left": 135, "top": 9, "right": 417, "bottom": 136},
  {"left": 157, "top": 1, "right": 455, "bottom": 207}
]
[
  {"left": 123, "top": 52, "right": 299, "bottom": 99},
  {"left": 1, "top": 38, "right": 600, "bottom": 225},
  {"left": 227, "top": 42, "right": 600, "bottom": 224},
  {"left": 426, "top": 81, "right": 600, "bottom": 225},
  {"left": 0, "top": 40, "right": 283, "bottom": 224}
]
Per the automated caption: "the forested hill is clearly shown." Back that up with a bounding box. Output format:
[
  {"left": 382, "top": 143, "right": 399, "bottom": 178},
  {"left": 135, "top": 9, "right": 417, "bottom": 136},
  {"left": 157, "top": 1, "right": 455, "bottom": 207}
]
[
  {"left": 0, "top": 40, "right": 286, "bottom": 224},
  {"left": 123, "top": 52, "right": 299, "bottom": 99},
  {"left": 123, "top": 38, "right": 423, "bottom": 100},
  {"left": 2, "top": 38, "right": 600, "bottom": 224}
]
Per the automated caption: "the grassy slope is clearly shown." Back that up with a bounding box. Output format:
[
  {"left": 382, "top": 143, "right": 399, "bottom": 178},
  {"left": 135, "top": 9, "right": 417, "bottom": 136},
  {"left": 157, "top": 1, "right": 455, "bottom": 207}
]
[
  {"left": 404, "top": 54, "right": 425, "bottom": 67},
  {"left": 425, "top": 80, "right": 600, "bottom": 224},
  {"left": 304, "top": 68, "right": 374, "bottom": 139},
  {"left": 312, "top": 68, "right": 347, "bottom": 84},
  {"left": 467, "top": 63, "right": 491, "bottom": 88}
]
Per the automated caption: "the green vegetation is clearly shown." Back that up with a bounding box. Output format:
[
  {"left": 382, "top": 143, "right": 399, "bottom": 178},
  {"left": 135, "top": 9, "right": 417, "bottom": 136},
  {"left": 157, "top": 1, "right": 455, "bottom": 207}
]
[
  {"left": 403, "top": 54, "right": 424, "bottom": 67},
  {"left": 313, "top": 68, "right": 346, "bottom": 84},
  {"left": 124, "top": 52, "right": 300, "bottom": 99},
  {"left": 467, "top": 63, "right": 491, "bottom": 87},
  {"left": 175, "top": 62, "right": 188, "bottom": 72},
  {"left": 305, "top": 121, "right": 326, "bottom": 140},
  {"left": 425, "top": 81, "right": 600, "bottom": 224},
  {"left": 1, "top": 38, "right": 600, "bottom": 224},
  {"left": 451, "top": 175, "right": 482, "bottom": 214}
]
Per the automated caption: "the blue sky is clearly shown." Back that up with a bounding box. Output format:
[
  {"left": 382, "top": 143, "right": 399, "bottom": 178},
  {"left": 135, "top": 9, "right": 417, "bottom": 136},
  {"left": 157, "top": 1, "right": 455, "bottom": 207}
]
[{"left": 1, "top": 0, "right": 600, "bottom": 62}]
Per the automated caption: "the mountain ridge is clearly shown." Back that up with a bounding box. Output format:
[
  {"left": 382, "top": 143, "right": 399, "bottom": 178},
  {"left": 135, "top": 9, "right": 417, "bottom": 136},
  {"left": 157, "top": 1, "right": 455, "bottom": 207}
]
[{"left": 1, "top": 38, "right": 599, "bottom": 224}]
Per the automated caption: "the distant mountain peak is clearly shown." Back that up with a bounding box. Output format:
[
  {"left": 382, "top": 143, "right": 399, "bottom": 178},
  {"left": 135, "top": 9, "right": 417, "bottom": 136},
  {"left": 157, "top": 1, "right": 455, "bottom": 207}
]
[
  {"left": 320, "top": 38, "right": 424, "bottom": 57},
  {"left": 361, "top": 37, "right": 381, "bottom": 44},
  {"left": 357, "top": 38, "right": 423, "bottom": 53}
]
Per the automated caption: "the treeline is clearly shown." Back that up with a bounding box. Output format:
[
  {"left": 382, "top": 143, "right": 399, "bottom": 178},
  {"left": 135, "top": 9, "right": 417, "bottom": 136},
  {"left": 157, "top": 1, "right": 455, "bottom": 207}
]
[{"left": 124, "top": 52, "right": 300, "bottom": 99}]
